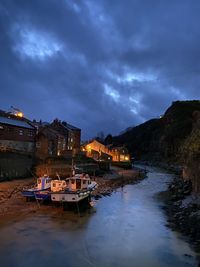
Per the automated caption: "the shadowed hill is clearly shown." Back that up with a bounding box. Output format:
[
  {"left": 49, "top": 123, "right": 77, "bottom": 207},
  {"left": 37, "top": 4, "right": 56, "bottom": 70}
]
[{"left": 114, "top": 100, "right": 200, "bottom": 163}]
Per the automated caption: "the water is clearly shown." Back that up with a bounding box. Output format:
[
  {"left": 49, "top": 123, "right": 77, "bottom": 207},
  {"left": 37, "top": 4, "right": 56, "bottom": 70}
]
[{"left": 0, "top": 165, "right": 199, "bottom": 267}]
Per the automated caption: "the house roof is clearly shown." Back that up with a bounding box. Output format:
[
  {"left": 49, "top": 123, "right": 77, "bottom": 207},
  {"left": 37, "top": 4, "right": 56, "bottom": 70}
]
[
  {"left": 82, "top": 139, "right": 105, "bottom": 146},
  {"left": 62, "top": 122, "right": 80, "bottom": 131},
  {"left": 0, "top": 116, "right": 35, "bottom": 129},
  {"left": 38, "top": 126, "right": 66, "bottom": 139}
]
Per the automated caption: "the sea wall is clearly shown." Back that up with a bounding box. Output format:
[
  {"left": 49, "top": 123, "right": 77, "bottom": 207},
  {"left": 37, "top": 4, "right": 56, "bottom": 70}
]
[{"left": 0, "top": 152, "right": 33, "bottom": 180}]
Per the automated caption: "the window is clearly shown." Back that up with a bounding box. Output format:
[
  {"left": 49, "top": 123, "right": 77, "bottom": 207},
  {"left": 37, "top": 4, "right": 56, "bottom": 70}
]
[
  {"left": 28, "top": 130, "right": 33, "bottom": 136},
  {"left": 0, "top": 125, "right": 4, "bottom": 130},
  {"left": 36, "top": 142, "right": 41, "bottom": 148},
  {"left": 8, "top": 127, "right": 14, "bottom": 132},
  {"left": 62, "top": 140, "right": 66, "bottom": 150},
  {"left": 19, "top": 130, "right": 23, "bottom": 135}
]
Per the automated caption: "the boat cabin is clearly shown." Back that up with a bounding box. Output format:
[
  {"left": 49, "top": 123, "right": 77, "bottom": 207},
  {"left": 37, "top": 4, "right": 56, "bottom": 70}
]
[
  {"left": 51, "top": 180, "right": 67, "bottom": 192},
  {"left": 66, "top": 174, "right": 91, "bottom": 191},
  {"left": 37, "top": 176, "right": 52, "bottom": 190}
]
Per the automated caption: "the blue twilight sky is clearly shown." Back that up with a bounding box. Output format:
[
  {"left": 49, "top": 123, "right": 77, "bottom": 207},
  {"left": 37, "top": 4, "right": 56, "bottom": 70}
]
[{"left": 0, "top": 0, "right": 200, "bottom": 139}]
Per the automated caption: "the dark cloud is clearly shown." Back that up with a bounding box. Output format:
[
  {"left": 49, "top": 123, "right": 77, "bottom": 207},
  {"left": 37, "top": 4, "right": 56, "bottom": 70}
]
[{"left": 0, "top": 0, "right": 200, "bottom": 139}]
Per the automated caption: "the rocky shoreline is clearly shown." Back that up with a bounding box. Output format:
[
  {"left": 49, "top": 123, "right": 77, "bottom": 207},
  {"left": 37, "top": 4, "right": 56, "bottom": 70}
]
[
  {"left": 160, "top": 176, "right": 200, "bottom": 254},
  {"left": 92, "top": 168, "right": 146, "bottom": 199}
]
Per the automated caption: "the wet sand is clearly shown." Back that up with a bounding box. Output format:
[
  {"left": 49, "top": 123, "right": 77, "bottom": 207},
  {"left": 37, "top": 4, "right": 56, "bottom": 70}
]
[{"left": 0, "top": 168, "right": 143, "bottom": 218}]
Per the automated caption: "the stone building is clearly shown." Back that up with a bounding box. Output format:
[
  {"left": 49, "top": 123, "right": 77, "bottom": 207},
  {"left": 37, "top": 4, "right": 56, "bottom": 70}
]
[
  {"left": 51, "top": 119, "right": 81, "bottom": 156},
  {"left": 0, "top": 112, "right": 36, "bottom": 154},
  {"left": 36, "top": 127, "right": 65, "bottom": 159},
  {"left": 36, "top": 119, "right": 81, "bottom": 159}
]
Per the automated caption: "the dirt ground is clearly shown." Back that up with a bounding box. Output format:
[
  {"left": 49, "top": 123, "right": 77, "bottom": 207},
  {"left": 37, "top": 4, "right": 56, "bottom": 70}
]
[{"left": 0, "top": 168, "right": 144, "bottom": 218}]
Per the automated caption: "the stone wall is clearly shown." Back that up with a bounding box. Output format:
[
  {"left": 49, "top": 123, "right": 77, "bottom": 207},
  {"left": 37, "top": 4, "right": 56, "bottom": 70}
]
[
  {"left": 0, "top": 140, "right": 35, "bottom": 153},
  {"left": 0, "top": 152, "right": 34, "bottom": 180}
]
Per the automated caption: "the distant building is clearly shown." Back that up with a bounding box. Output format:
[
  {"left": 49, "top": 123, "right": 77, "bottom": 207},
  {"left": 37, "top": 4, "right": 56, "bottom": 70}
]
[
  {"left": 0, "top": 111, "right": 36, "bottom": 154},
  {"left": 81, "top": 139, "right": 130, "bottom": 162},
  {"left": 109, "top": 145, "right": 130, "bottom": 162}
]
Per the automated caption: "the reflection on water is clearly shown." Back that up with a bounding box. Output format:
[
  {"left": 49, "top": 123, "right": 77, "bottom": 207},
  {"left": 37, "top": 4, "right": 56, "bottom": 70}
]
[{"left": 0, "top": 165, "right": 198, "bottom": 267}]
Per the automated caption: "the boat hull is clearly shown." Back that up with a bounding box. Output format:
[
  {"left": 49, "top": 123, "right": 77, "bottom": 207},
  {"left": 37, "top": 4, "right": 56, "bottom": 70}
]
[
  {"left": 22, "top": 188, "right": 50, "bottom": 199},
  {"left": 21, "top": 190, "right": 36, "bottom": 198},
  {"left": 51, "top": 182, "right": 97, "bottom": 203},
  {"left": 51, "top": 191, "right": 90, "bottom": 203},
  {"left": 34, "top": 191, "right": 51, "bottom": 201}
]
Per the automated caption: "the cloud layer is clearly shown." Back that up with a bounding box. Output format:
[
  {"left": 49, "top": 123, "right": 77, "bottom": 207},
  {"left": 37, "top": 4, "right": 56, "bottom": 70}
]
[{"left": 1, "top": 0, "right": 200, "bottom": 139}]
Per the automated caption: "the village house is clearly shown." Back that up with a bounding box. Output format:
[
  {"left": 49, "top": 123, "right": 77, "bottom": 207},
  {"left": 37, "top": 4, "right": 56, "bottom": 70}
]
[
  {"left": 81, "top": 139, "right": 130, "bottom": 162},
  {"left": 51, "top": 119, "right": 81, "bottom": 155},
  {"left": 35, "top": 126, "right": 65, "bottom": 159},
  {"left": 0, "top": 110, "right": 36, "bottom": 154},
  {"left": 108, "top": 145, "right": 130, "bottom": 162},
  {"left": 36, "top": 119, "right": 81, "bottom": 159}
]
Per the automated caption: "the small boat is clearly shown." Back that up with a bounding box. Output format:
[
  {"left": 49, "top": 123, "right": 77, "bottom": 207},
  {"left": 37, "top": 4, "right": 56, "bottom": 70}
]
[
  {"left": 22, "top": 175, "right": 52, "bottom": 199},
  {"left": 51, "top": 174, "right": 97, "bottom": 204},
  {"left": 34, "top": 179, "right": 67, "bottom": 201}
]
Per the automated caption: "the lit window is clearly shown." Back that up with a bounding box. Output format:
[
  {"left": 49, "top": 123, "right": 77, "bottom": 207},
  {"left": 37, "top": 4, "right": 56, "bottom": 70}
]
[{"left": 19, "top": 130, "right": 23, "bottom": 135}]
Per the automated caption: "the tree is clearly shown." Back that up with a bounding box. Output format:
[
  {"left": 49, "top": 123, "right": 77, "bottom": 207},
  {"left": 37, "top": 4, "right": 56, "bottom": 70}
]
[
  {"left": 96, "top": 131, "right": 105, "bottom": 142},
  {"left": 104, "top": 134, "right": 113, "bottom": 145}
]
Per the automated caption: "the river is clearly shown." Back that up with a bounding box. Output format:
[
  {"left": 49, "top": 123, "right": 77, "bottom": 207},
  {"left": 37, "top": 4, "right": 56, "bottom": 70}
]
[{"left": 0, "top": 165, "right": 199, "bottom": 267}]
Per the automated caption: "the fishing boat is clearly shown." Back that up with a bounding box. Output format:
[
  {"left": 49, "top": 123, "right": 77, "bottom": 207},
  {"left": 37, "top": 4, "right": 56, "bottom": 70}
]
[
  {"left": 21, "top": 175, "right": 52, "bottom": 200},
  {"left": 51, "top": 174, "right": 97, "bottom": 204},
  {"left": 34, "top": 179, "right": 67, "bottom": 201}
]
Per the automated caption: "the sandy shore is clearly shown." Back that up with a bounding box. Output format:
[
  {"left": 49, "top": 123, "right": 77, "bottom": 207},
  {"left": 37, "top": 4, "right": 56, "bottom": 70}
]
[{"left": 0, "top": 168, "right": 144, "bottom": 218}]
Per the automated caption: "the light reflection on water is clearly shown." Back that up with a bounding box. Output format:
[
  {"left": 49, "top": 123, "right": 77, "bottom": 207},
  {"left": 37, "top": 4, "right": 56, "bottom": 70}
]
[{"left": 0, "top": 165, "right": 198, "bottom": 267}]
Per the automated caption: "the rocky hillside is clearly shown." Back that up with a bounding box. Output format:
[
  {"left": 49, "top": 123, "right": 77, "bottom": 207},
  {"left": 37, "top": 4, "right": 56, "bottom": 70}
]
[{"left": 114, "top": 100, "right": 200, "bottom": 191}]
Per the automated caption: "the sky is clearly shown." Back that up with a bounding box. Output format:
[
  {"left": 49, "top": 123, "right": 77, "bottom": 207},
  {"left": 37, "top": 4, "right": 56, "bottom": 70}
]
[{"left": 1, "top": 0, "right": 200, "bottom": 139}]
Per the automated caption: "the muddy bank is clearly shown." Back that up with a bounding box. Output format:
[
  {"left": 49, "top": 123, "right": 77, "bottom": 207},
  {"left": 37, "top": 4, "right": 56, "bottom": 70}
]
[
  {"left": 0, "top": 177, "right": 39, "bottom": 217},
  {"left": 0, "top": 168, "right": 145, "bottom": 217},
  {"left": 92, "top": 168, "right": 145, "bottom": 199},
  {"left": 160, "top": 176, "right": 200, "bottom": 253}
]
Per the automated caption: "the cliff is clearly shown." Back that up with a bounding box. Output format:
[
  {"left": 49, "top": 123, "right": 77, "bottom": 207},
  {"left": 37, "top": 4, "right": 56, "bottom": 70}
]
[{"left": 114, "top": 100, "right": 200, "bottom": 191}]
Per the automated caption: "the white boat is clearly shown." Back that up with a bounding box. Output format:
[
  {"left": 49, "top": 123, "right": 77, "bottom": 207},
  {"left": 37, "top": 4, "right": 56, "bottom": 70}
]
[{"left": 51, "top": 174, "right": 97, "bottom": 203}]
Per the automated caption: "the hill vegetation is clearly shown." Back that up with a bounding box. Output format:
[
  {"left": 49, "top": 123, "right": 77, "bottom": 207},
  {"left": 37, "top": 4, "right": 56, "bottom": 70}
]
[{"left": 113, "top": 100, "right": 200, "bottom": 191}]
